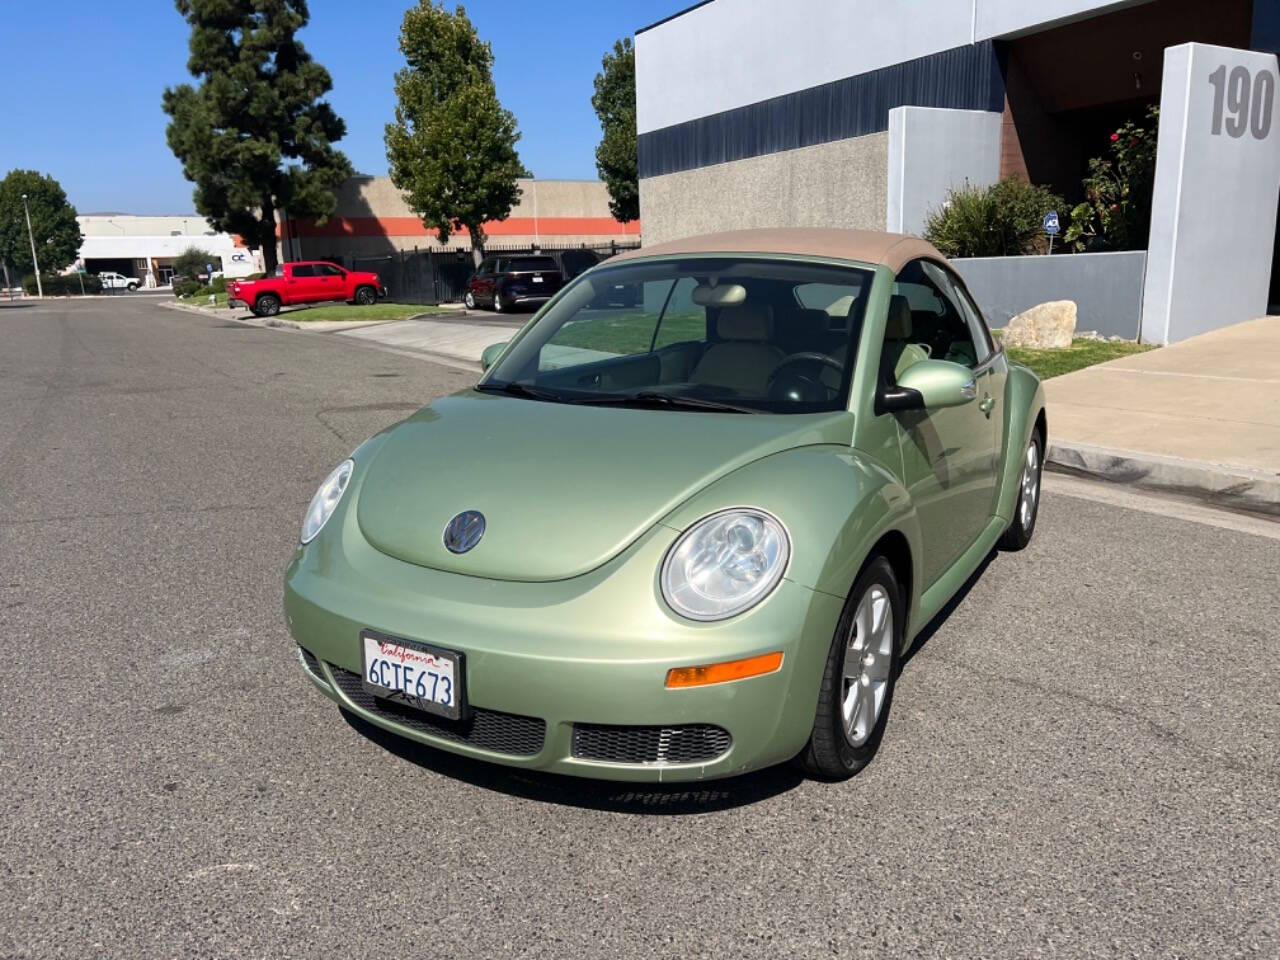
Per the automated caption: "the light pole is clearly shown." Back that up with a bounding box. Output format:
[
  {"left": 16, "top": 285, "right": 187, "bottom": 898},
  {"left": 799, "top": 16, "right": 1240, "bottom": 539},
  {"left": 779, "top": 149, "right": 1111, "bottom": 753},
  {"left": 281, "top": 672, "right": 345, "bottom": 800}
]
[{"left": 21, "top": 194, "right": 42, "bottom": 298}]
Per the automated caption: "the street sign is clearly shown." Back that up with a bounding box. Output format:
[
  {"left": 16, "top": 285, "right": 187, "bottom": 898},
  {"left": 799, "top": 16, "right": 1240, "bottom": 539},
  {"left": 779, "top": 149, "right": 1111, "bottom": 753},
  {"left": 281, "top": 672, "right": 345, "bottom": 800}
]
[
  {"left": 1043, "top": 211, "right": 1061, "bottom": 236},
  {"left": 205, "top": 262, "right": 214, "bottom": 273}
]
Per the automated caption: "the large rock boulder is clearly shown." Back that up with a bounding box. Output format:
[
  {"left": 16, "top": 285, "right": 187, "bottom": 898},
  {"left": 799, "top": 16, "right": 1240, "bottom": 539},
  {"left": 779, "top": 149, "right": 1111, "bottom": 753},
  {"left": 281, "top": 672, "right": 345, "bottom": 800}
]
[{"left": 1001, "top": 300, "right": 1077, "bottom": 349}]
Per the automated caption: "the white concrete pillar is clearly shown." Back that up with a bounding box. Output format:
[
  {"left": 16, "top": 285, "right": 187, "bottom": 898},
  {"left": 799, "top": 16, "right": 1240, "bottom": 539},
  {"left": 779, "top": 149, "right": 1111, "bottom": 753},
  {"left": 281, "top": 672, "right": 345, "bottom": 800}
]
[
  {"left": 886, "top": 106, "right": 1003, "bottom": 236},
  {"left": 1141, "top": 43, "right": 1280, "bottom": 344}
]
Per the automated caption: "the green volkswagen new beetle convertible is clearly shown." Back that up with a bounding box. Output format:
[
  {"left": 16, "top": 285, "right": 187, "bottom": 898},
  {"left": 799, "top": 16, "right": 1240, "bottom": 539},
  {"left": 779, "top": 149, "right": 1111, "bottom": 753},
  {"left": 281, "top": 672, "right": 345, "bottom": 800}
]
[{"left": 285, "top": 228, "right": 1046, "bottom": 782}]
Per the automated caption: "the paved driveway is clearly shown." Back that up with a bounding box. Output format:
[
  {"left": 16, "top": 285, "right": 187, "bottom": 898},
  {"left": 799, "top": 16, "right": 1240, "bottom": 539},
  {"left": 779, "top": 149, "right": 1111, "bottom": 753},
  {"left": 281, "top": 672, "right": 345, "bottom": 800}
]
[{"left": 2, "top": 298, "right": 1276, "bottom": 959}]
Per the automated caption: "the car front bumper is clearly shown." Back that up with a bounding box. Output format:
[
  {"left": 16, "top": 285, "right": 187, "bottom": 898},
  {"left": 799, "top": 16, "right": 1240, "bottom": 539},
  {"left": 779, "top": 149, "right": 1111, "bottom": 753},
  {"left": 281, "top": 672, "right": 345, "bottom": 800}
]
[{"left": 284, "top": 501, "right": 843, "bottom": 782}]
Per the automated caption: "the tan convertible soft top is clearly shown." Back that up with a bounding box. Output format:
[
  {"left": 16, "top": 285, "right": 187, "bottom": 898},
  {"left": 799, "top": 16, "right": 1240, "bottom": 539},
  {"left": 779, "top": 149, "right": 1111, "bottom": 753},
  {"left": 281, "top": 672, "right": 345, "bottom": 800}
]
[{"left": 609, "top": 228, "right": 944, "bottom": 274}]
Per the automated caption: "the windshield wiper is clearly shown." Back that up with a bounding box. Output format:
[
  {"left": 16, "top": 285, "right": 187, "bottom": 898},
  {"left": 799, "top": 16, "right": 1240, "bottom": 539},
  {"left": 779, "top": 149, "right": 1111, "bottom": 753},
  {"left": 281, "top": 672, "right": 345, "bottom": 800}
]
[
  {"left": 475, "top": 380, "right": 575, "bottom": 403},
  {"left": 586, "top": 391, "right": 756, "bottom": 414}
]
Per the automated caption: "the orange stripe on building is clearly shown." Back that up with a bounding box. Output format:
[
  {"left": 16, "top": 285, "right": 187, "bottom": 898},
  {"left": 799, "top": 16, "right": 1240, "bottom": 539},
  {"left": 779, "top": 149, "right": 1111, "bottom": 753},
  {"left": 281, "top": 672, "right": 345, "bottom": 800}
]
[{"left": 291, "top": 216, "right": 641, "bottom": 239}]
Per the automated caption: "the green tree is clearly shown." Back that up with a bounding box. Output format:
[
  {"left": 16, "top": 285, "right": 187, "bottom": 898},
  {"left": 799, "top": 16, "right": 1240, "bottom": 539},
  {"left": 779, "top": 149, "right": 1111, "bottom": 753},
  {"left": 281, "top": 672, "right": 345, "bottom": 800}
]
[
  {"left": 162, "top": 0, "right": 351, "bottom": 274},
  {"left": 0, "top": 170, "right": 83, "bottom": 274},
  {"left": 385, "top": 1, "right": 527, "bottom": 261},
  {"left": 173, "top": 245, "right": 218, "bottom": 280},
  {"left": 591, "top": 38, "right": 639, "bottom": 223}
]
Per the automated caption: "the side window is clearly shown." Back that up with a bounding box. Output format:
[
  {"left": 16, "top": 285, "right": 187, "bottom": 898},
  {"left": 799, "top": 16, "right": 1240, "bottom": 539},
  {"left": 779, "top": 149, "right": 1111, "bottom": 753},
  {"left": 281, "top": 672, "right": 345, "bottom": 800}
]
[
  {"left": 933, "top": 268, "right": 992, "bottom": 365},
  {"left": 316, "top": 263, "right": 344, "bottom": 277},
  {"left": 290, "top": 264, "right": 316, "bottom": 278},
  {"left": 891, "top": 260, "right": 982, "bottom": 371}
]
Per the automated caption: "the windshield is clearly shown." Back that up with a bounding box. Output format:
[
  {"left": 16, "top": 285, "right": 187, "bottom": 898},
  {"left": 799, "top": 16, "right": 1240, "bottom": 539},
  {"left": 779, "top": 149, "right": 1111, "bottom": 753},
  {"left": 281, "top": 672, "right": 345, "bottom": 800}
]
[{"left": 482, "top": 257, "right": 873, "bottom": 414}]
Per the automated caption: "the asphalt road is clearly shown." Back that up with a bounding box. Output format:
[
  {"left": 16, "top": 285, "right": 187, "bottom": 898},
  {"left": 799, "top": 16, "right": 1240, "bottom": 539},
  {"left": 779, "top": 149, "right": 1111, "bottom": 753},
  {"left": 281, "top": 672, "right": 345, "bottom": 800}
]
[{"left": 2, "top": 298, "right": 1277, "bottom": 959}]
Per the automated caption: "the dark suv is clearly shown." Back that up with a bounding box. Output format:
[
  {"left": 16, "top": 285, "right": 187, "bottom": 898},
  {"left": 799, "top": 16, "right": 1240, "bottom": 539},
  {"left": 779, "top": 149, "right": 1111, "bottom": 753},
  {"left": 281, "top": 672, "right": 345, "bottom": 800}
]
[{"left": 465, "top": 255, "right": 564, "bottom": 312}]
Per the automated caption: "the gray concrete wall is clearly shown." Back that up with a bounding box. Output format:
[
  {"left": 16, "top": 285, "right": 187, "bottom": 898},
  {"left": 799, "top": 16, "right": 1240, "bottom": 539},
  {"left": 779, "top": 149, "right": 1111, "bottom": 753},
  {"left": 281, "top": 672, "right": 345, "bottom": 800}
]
[
  {"left": 637, "top": 133, "right": 889, "bottom": 246},
  {"left": 886, "top": 106, "right": 1003, "bottom": 235},
  {"left": 953, "top": 251, "right": 1148, "bottom": 338},
  {"left": 1141, "top": 43, "right": 1280, "bottom": 344}
]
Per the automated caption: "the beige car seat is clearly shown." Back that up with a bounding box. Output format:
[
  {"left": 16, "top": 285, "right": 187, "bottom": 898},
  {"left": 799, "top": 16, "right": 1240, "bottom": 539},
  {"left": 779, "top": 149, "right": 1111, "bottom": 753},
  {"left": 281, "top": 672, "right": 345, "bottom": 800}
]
[
  {"left": 881, "top": 294, "right": 930, "bottom": 381},
  {"left": 689, "top": 305, "right": 786, "bottom": 394}
]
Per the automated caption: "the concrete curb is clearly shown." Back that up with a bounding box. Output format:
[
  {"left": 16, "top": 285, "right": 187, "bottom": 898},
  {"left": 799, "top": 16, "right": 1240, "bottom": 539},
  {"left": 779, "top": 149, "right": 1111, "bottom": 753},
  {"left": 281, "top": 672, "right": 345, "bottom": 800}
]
[{"left": 1047, "top": 441, "right": 1280, "bottom": 517}]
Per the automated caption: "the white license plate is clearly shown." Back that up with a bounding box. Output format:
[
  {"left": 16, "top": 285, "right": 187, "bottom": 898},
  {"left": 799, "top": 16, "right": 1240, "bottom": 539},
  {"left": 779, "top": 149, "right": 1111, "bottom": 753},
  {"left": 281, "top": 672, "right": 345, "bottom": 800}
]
[
  {"left": 360, "top": 632, "right": 463, "bottom": 720},
  {"left": 531, "top": 275, "right": 543, "bottom": 283}
]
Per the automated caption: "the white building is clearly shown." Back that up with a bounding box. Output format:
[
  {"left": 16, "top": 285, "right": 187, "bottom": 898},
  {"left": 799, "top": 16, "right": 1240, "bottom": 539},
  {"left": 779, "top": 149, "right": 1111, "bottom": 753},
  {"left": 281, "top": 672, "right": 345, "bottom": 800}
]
[{"left": 77, "top": 215, "right": 264, "bottom": 287}]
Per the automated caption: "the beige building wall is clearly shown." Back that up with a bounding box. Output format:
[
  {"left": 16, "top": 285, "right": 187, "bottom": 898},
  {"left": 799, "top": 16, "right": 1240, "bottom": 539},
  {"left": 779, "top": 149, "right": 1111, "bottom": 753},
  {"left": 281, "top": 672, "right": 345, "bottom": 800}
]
[
  {"left": 291, "top": 176, "right": 640, "bottom": 259},
  {"left": 638, "top": 133, "right": 889, "bottom": 245}
]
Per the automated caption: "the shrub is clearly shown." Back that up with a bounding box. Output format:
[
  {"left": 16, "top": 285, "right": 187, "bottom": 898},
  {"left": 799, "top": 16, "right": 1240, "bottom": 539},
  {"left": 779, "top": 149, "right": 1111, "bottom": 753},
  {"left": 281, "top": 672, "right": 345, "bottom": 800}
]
[
  {"left": 925, "top": 176, "right": 1065, "bottom": 258},
  {"left": 23, "top": 273, "right": 103, "bottom": 296},
  {"left": 174, "top": 246, "right": 219, "bottom": 279},
  {"left": 173, "top": 279, "right": 205, "bottom": 298},
  {"left": 209, "top": 275, "right": 227, "bottom": 294},
  {"left": 1065, "top": 106, "right": 1159, "bottom": 252}
]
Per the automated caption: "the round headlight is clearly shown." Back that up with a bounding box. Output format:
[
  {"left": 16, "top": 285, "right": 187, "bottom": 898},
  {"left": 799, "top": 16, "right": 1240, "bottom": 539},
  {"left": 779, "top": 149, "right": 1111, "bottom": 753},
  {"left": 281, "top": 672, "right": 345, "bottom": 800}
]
[
  {"left": 661, "top": 508, "right": 790, "bottom": 621},
  {"left": 300, "top": 459, "right": 353, "bottom": 544}
]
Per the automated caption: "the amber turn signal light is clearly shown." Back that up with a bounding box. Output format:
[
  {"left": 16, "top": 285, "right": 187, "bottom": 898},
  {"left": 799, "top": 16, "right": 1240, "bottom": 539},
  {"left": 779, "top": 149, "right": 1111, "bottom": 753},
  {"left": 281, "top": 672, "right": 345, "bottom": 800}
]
[{"left": 665, "top": 651, "right": 783, "bottom": 688}]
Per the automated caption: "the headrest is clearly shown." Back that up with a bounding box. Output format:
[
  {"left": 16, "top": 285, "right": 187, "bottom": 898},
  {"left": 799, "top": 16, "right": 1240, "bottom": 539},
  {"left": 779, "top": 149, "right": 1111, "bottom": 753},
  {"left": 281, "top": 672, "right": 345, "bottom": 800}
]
[
  {"left": 717, "top": 305, "right": 774, "bottom": 341},
  {"left": 885, "top": 295, "right": 912, "bottom": 340}
]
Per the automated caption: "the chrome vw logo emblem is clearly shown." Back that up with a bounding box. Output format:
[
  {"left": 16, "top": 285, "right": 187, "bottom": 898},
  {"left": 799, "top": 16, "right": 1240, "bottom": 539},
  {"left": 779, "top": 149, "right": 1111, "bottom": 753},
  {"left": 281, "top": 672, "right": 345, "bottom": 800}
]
[{"left": 443, "top": 510, "right": 486, "bottom": 554}]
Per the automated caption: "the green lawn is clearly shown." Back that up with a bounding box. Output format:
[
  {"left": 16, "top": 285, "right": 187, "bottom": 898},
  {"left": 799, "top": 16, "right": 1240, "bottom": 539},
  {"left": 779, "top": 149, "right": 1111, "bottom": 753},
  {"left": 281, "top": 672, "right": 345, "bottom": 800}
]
[
  {"left": 176, "top": 292, "right": 444, "bottom": 322},
  {"left": 550, "top": 311, "right": 706, "bottom": 354},
  {"left": 1003, "top": 338, "right": 1156, "bottom": 379},
  {"left": 272, "top": 302, "right": 447, "bottom": 322}
]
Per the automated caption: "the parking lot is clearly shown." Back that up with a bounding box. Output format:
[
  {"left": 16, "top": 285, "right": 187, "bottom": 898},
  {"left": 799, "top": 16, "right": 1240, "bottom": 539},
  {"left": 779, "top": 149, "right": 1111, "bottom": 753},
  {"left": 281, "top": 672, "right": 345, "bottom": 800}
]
[{"left": 2, "top": 298, "right": 1276, "bottom": 958}]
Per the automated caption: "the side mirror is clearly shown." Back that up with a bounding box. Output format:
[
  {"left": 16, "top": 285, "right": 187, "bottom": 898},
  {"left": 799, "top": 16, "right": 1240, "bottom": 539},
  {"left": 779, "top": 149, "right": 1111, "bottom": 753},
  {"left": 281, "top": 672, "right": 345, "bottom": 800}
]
[
  {"left": 480, "top": 341, "right": 508, "bottom": 372},
  {"left": 878, "top": 359, "right": 977, "bottom": 413}
]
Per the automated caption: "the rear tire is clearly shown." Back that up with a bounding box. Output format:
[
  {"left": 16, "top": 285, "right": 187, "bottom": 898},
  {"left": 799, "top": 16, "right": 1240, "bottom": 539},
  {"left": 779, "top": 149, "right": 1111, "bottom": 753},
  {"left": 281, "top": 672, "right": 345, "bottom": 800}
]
[
  {"left": 126, "top": 282, "right": 138, "bottom": 292},
  {"left": 493, "top": 289, "right": 506, "bottom": 313},
  {"left": 797, "top": 555, "right": 903, "bottom": 780},
  {"left": 355, "top": 285, "right": 377, "bottom": 306},
  {"left": 254, "top": 293, "right": 281, "bottom": 317},
  {"left": 999, "top": 431, "right": 1043, "bottom": 551}
]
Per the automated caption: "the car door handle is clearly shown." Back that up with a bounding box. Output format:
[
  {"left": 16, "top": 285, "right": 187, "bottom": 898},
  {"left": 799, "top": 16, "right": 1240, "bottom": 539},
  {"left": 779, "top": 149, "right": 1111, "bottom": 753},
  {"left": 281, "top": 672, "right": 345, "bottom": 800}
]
[{"left": 979, "top": 395, "right": 995, "bottom": 415}]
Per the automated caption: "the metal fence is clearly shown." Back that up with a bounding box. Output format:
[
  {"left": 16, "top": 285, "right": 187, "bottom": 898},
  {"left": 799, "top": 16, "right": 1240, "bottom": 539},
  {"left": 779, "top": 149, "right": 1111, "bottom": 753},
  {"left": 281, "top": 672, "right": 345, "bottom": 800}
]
[{"left": 348, "top": 241, "right": 642, "bottom": 305}]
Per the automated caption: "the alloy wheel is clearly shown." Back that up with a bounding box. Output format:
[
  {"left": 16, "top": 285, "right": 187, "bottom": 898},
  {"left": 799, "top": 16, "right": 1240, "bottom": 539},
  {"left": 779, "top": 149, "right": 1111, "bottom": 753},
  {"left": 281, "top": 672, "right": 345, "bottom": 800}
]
[
  {"left": 1019, "top": 440, "right": 1040, "bottom": 529},
  {"left": 841, "top": 584, "right": 894, "bottom": 747}
]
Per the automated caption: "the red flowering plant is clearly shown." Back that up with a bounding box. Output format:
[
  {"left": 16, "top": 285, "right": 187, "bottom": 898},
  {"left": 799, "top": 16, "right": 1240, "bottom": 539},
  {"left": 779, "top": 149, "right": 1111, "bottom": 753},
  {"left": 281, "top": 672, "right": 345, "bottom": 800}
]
[{"left": 1065, "top": 106, "right": 1159, "bottom": 251}]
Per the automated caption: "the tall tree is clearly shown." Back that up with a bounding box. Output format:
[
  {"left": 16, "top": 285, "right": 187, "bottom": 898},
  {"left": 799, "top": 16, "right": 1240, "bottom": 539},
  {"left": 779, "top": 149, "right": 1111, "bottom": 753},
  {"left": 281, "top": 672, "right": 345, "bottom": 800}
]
[
  {"left": 0, "top": 170, "right": 83, "bottom": 275},
  {"left": 385, "top": 1, "right": 527, "bottom": 261},
  {"left": 591, "top": 38, "right": 638, "bottom": 223},
  {"left": 162, "top": 0, "right": 351, "bottom": 273}
]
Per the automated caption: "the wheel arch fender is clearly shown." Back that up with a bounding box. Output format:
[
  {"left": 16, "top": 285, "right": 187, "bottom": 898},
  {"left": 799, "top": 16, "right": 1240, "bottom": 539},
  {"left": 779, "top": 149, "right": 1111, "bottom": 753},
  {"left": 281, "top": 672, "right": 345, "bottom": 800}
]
[
  {"left": 659, "top": 445, "right": 923, "bottom": 636},
  {"left": 996, "top": 362, "right": 1047, "bottom": 523}
]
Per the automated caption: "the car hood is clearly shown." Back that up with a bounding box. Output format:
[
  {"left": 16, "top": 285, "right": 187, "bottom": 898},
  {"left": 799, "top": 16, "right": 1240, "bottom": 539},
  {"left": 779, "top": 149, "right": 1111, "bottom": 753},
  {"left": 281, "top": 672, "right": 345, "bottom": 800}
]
[{"left": 355, "top": 390, "right": 852, "bottom": 582}]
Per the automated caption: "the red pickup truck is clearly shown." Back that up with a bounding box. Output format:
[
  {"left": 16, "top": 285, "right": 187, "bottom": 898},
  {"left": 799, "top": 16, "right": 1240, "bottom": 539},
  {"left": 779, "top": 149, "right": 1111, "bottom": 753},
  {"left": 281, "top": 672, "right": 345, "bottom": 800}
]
[{"left": 228, "top": 261, "right": 385, "bottom": 317}]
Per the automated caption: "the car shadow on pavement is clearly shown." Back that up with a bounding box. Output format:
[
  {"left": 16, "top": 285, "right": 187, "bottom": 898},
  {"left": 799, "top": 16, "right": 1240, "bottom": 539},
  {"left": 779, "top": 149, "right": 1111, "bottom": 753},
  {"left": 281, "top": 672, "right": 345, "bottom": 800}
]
[
  {"left": 900, "top": 548, "right": 997, "bottom": 670},
  {"left": 339, "top": 709, "right": 804, "bottom": 815}
]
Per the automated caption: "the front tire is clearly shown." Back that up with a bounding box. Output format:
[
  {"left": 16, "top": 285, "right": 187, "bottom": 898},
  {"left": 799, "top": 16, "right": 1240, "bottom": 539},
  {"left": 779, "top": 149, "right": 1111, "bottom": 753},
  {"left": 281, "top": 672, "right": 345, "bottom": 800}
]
[
  {"left": 254, "top": 293, "right": 281, "bottom": 317},
  {"left": 798, "top": 555, "right": 903, "bottom": 780},
  {"left": 355, "top": 285, "right": 377, "bottom": 306},
  {"left": 999, "top": 431, "right": 1043, "bottom": 551},
  {"left": 464, "top": 291, "right": 476, "bottom": 309}
]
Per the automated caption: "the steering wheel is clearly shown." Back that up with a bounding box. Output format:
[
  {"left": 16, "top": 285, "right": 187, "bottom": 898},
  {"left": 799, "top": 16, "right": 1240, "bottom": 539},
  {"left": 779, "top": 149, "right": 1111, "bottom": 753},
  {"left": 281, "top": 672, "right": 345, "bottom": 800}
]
[{"left": 767, "top": 352, "right": 843, "bottom": 382}]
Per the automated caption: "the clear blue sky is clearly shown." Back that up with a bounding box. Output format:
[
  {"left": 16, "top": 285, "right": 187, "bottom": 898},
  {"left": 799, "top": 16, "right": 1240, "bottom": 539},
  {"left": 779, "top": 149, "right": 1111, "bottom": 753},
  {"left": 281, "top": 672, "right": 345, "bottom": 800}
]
[{"left": 0, "top": 1, "right": 683, "bottom": 215}]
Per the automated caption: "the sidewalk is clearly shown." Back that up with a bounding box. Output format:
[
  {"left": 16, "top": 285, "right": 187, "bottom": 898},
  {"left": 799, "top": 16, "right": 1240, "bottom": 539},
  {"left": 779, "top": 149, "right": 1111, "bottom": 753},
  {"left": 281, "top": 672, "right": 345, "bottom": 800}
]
[
  {"left": 335, "top": 312, "right": 522, "bottom": 365},
  {"left": 1044, "top": 315, "right": 1280, "bottom": 513}
]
